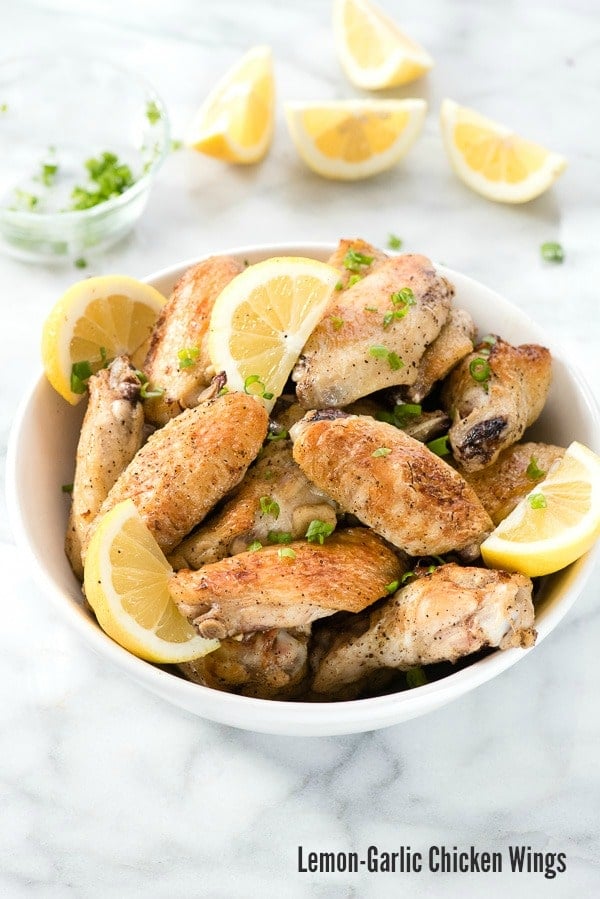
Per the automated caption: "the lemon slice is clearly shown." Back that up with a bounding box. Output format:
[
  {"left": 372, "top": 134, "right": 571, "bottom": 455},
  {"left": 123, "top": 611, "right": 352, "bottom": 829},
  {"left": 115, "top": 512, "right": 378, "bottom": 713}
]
[
  {"left": 440, "top": 99, "right": 567, "bottom": 204},
  {"left": 42, "top": 275, "right": 166, "bottom": 405},
  {"left": 187, "top": 45, "right": 275, "bottom": 163},
  {"left": 481, "top": 442, "right": 600, "bottom": 577},
  {"left": 284, "top": 99, "right": 426, "bottom": 180},
  {"left": 84, "top": 499, "right": 219, "bottom": 663},
  {"left": 333, "top": 0, "right": 433, "bottom": 89},
  {"left": 208, "top": 256, "right": 339, "bottom": 411}
]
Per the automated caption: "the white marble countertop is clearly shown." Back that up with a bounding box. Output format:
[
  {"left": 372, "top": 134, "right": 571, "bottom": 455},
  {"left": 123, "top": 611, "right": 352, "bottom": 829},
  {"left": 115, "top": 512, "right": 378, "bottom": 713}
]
[{"left": 1, "top": 1, "right": 599, "bottom": 895}]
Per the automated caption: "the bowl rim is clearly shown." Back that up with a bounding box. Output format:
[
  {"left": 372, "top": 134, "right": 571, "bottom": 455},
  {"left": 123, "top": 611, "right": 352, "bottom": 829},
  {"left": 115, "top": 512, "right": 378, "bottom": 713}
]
[
  {"left": 0, "top": 52, "right": 171, "bottom": 225},
  {"left": 6, "top": 241, "right": 600, "bottom": 733}
]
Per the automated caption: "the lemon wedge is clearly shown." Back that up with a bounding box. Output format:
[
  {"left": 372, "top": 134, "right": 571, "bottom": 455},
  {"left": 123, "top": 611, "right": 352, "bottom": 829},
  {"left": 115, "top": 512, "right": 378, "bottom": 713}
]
[
  {"left": 440, "top": 98, "right": 567, "bottom": 204},
  {"left": 208, "top": 256, "right": 339, "bottom": 411},
  {"left": 41, "top": 275, "right": 166, "bottom": 405},
  {"left": 84, "top": 499, "right": 219, "bottom": 663},
  {"left": 481, "top": 442, "right": 600, "bottom": 577},
  {"left": 187, "top": 45, "right": 275, "bottom": 163},
  {"left": 284, "top": 99, "right": 426, "bottom": 180},
  {"left": 333, "top": 0, "right": 433, "bottom": 89}
]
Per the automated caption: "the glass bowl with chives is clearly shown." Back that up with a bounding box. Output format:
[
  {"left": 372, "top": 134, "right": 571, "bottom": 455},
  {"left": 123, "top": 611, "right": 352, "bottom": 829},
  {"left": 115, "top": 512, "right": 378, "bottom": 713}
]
[{"left": 0, "top": 55, "right": 170, "bottom": 263}]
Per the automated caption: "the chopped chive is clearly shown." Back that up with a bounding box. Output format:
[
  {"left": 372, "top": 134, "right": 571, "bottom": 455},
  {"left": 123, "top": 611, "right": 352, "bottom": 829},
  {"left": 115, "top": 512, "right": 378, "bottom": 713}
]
[
  {"left": 305, "top": 519, "right": 335, "bottom": 545},
  {"left": 0, "top": 103, "right": 7, "bottom": 113},
  {"left": 259, "top": 496, "right": 280, "bottom": 519},
  {"left": 267, "top": 428, "right": 288, "bottom": 442},
  {"left": 262, "top": 391, "right": 274, "bottom": 400},
  {"left": 247, "top": 540, "right": 262, "bottom": 552},
  {"left": 529, "top": 492, "right": 547, "bottom": 509},
  {"left": 369, "top": 345, "right": 389, "bottom": 359},
  {"left": 383, "top": 311, "right": 395, "bottom": 329},
  {"left": 347, "top": 274, "right": 362, "bottom": 288},
  {"left": 401, "top": 570, "right": 416, "bottom": 584},
  {"left": 526, "top": 456, "right": 546, "bottom": 480},
  {"left": 244, "top": 374, "right": 272, "bottom": 400},
  {"left": 134, "top": 369, "right": 164, "bottom": 399},
  {"left": 385, "top": 580, "right": 399, "bottom": 594},
  {"left": 70, "top": 151, "right": 135, "bottom": 211},
  {"left": 267, "top": 531, "right": 293, "bottom": 544},
  {"left": 13, "top": 189, "right": 39, "bottom": 210},
  {"left": 480, "top": 334, "right": 496, "bottom": 348},
  {"left": 427, "top": 435, "right": 450, "bottom": 457},
  {"left": 170, "top": 139, "right": 183, "bottom": 152},
  {"left": 395, "top": 403, "right": 421, "bottom": 422},
  {"left": 278, "top": 546, "right": 296, "bottom": 560},
  {"left": 469, "top": 357, "right": 491, "bottom": 390},
  {"left": 146, "top": 99, "right": 162, "bottom": 125},
  {"left": 387, "top": 233, "right": 402, "bottom": 250},
  {"left": 61, "top": 483, "right": 74, "bottom": 494},
  {"left": 74, "top": 257, "right": 87, "bottom": 269},
  {"left": 39, "top": 162, "right": 58, "bottom": 187},
  {"left": 330, "top": 316, "right": 344, "bottom": 331},
  {"left": 70, "top": 360, "right": 93, "bottom": 394},
  {"left": 343, "top": 249, "right": 374, "bottom": 272},
  {"left": 406, "top": 667, "right": 427, "bottom": 688},
  {"left": 541, "top": 241, "right": 564, "bottom": 263},
  {"left": 217, "top": 386, "right": 229, "bottom": 396},
  {"left": 364, "top": 306, "right": 378, "bottom": 313},
  {"left": 372, "top": 446, "right": 391, "bottom": 458},
  {"left": 387, "top": 351, "right": 403, "bottom": 371},
  {"left": 177, "top": 346, "right": 201, "bottom": 369},
  {"left": 391, "top": 287, "right": 415, "bottom": 308},
  {"left": 334, "top": 280, "right": 344, "bottom": 291},
  {"left": 368, "top": 345, "right": 404, "bottom": 371}
]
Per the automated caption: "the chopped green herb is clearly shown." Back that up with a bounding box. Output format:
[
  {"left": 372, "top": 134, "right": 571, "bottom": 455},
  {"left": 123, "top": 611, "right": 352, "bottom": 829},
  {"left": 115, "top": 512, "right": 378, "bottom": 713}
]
[
  {"left": 267, "top": 531, "right": 293, "bottom": 544},
  {"left": 61, "top": 483, "right": 74, "bottom": 494},
  {"left": 134, "top": 369, "right": 164, "bottom": 399},
  {"left": 368, "top": 345, "right": 404, "bottom": 371},
  {"left": 426, "top": 564, "right": 438, "bottom": 574},
  {"left": 330, "top": 316, "right": 344, "bottom": 331},
  {"left": 259, "top": 495, "right": 280, "bottom": 519},
  {"left": 0, "top": 103, "right": 7, "bottom": 113},
  {"left": 343, "top": 249, "right": 374, "bottom": 272},
  {"left": 369, "top": 345, "right": 389, "bottom": 360},
  {"left": 364, "top": 306, "right": 378, "bottom": 313},
  {"left": 70, "top": 360, "right": 92, "bottom": 394},
  {"left": 541, "top": 241, "right": 564, "bottom": 263},
  {"left": 244, "top": 374, "right": 272, "bottom": 400},
  {"left": 406, "top": 667, "right": 427, "bottom": 688},
  {"left": 480, "top": 334, "right": 497, "bottom": 348},
  {"left": 391, "top": 287, "right": 415, "bottom": 308},
  {"left": 334, "top": 280, "right": 344, "bottom": 291},
  {"left": 529, "top": 492, "right": 547, "bottom": 509},
  {"left": 39, "top": 162, "right": 58, "bottom": 187},
  {"left": 13, "top": 189, "right": 39, "bottom": 210},
  {"left": 247, "top": 540, "right": 262, "bottom": 552},
  {"left": 267, "top": 428, "right": 288, "bottom": 442},
  {"left": 394, "top": 403, "right": 421, "bottom": 423},
  {"left": 170, "top": 139, "right": 183, "bottom": 152},
  {"left": 177, "top": 346, "right": 201, "bottom": 369},
  {"left": 74, "top": 257, "right": 87, "bottom": 269},
  {"left": 385, "top": 580, "right": 399, "bottom": 594},
  {"left": 305, "top": 519, "right": 335, "bottom": 545},
  {"left": 70, "top": 151, "right": 135, "bottom": 211},
  {"left": 217, "top": 386, "right": 229, "bottom": 396},
  {"left": 427, "top": 435, "right": 450, "bottom": 457},
  {"left": 387, "top": 351, "right": 403, "bottom": 371},
  {"left": 347, "top": 274, "right": 362, "bottom": 288},
  {"left": 526, "top": 456, "right": 546, "bottom": 480},
  {"left": 372, "top": 446, "right": 391, "bottom": 458},
  {"left": 278, "top": 546, "right": 296, "bottom": 560},
  {"left": 262, "top": 391, "right": 274, "bottom": 400},
  {"left": 401, "top": 570, "right": 416, "bottom": 584},
  {"left": 146, "top": 99, "right": 162, "bottom": 125},
  {"left": 387, "top": 233, "right": 402, "bottom": 250},
  {"left": 469, "top": 357, "right": 491, "bottom": 390}
]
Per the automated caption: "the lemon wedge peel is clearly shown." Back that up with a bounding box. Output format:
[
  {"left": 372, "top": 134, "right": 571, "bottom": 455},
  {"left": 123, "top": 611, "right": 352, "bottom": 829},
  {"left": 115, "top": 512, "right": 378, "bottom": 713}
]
[
  {"left": 42, "top": 275, "right": 166, "bottom": 406},
  {"left": 440, "top": 99, "right": 567, "bottom": 204},
  {"left": 284, "top": 98, "right": 427, "bottom": 181},
  {"left": 84, "top": 499, "right": 219, "bottom": 663},
  {"left": 481, "top": 442, "right": 600, "bottom": 577}
]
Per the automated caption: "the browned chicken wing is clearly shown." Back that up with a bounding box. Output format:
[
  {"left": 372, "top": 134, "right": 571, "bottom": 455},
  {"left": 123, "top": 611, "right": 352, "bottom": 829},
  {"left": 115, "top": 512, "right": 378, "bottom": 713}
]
[
  {"left": 143, "top": 255, "right": 242, "bottom": 425},
  {"left": 403, "top": 307, "right": 475, "bottom": 403},
  {"left": 65, "top": 356, "right": 144, "bottom": 579},
  {"left": 178, "top": 628, "right": 309, "bottom": 699},
  {"left": 312, "top": 564, "right": 535, "bottom": 694},
  {"left": 291, "top": 412, "right": 493, "bottom": 557},
  {"left": 458, "top": 441, "right": 565, "bottom": 524},
  {"left": 442, "top": 337, "right": 552, "bottom": 472},
  {"left": 292, "top": 255, "right": 453, "bottom": 408},
  {"left": 170, "top": 527, "right": 405, "bottom": 639},
  {"left": 85, "top": 392, "right": 268, "bottom": 557}
]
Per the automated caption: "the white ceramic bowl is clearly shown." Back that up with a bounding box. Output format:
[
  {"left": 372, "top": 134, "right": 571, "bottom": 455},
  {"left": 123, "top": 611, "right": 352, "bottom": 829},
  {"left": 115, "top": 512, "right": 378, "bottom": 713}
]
[{"left": 7, "top": 243, "right": 600, "bottom": 736}]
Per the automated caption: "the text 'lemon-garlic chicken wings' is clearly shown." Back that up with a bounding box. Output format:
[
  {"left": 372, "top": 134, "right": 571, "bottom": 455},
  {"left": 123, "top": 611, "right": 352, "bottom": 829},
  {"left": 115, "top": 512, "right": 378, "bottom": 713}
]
[
  {"left": 292, "top": 254, "right": 453, "bottom": 408},
  {"left": 65, "top": 356, "right": 144, "bottom": 579},
  {"left": 86, "top": 392, "right": 268, "bottom": 557},
  {"left": 312, "top": 564, "right": 536, "bottom": 694},
  {"left": 291, "top": 412, "right": 493, "bottom": 557},
  {"left": 442, "top": 336, "right": 552, "bottom": 472},
  {"left": 143, "top": 255, "right": 243, "bottom": 425},
  {"left": 170, "top": 528, "right": 404, "bottom": 639}
]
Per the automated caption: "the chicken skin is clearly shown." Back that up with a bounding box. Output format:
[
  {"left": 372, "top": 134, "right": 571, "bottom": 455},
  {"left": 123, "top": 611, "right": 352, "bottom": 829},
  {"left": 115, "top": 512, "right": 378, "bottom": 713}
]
[
  {"left": 442, "top": 337, "right": 552, "bottom": 472},
  {"left": 458, "top": 441, "right": 565, "bottom": 525},
  {"left": 403, "top": 307, "right": 475, "bottom": 404},
  {"left": 65, "top": 356, "right": 144, "bottom": 579},
  {"left": 312, "top": 564, "right": 535, "bottom": 694},
  {"left": 170, "top": 528, "right": 405, "bottom": 639},
  {"left": 85, "top": 392, "right": 268, "bottom": 557},
  {"left": 143, "top": 255, "right": 242, "bottom": 425},
  {"left": 292, "top": 254, "right": 453, "bottom": 408},
  {"left": 291, "top": 412, "right": 493, "bottom": 557},
  {"left": 178, "top": 628, "right": 309, "bottom": 699},
  {"left": 326, "top": 237, "right": 388, "bottom": 288}
]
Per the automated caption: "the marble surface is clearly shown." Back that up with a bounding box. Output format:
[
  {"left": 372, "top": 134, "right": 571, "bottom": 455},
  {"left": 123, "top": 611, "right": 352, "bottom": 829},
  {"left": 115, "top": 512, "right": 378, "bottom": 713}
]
[{"left": 2, "top": 0, "right": 600, "bottom": 895}]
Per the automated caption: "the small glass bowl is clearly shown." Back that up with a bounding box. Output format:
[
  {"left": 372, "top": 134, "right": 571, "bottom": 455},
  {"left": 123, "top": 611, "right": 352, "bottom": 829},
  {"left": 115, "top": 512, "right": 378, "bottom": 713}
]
[{"left": 0, "top": 55, "right": 170, "bottom": 263}]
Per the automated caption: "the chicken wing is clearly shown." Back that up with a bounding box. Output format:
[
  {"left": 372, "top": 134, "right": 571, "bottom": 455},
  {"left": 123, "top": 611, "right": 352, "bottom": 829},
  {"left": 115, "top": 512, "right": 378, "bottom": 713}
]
[
  {"left": 458, "top": 441, "right": 565, "bottom": 525},
  {"left": 442, "top": 337, "right": 552, "bottom": 472},
  {"left": 178, "top": 628, "right": 309, "bottom": 699},
  {"left": 143, "top": 255, "right": 242, "bottom": 425},
  {"left": 291, "top": 412, "right": 493, "bottom": 557},
  {"left": 85, "top": 392, "right": 268, "bottom": 557},
  {"left": 312, "top": 564, "right": 535, "bottom": 694},
  {"left": 292, "top": 255, "right": 453, "bottom": 408},
  {"left": 170, "top": 527, "right": 405, "bottom": 639},
  {"left": 327, "top": 237, "right": 388, "bottom": 288},
  {"left": 65, "top": 356, "right": 144, "bottom": 579},
  {"left": 403, "top": 307, "right": 475, "bottom": 403}
]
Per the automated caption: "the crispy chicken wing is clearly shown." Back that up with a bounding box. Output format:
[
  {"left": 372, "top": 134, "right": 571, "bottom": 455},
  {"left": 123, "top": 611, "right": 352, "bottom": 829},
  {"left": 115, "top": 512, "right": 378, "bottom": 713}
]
[
  {"left": 403, "top": 307, "right": 475, "bottom": 403},
  {"left": 312, "top": 564, "right": 535, "bottom": 694},
  {"left": 458, "top": 441, "right": 565, "bottom": 525},
  {"left": 178, "top": 628, "right": 309, "bottom": 699},
  {"left": 442, "top": 337, "right": 552, "bottom": 472},
  {"left": 327, "top": 237, "right": 388, "bottom": 288},
  {"left": 170, "top": 527, "right": 404, "bottom": 639},
  {"left": 65, "top": 357, "right": 144, "bottom": 579},
  {"left": 143, "top": 255, "right": 242, "bottom": 425},
  {"left": 291, "top": 412, "right": 493, "bottom": 557},
  {"left": 292, "top": 255, "right": 453, "bottom": 408},
  {"left": 86, "top": 392, "right": 268, "bottom": 557}
]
